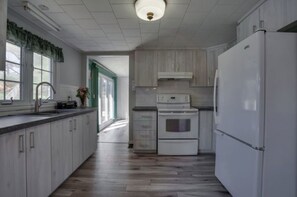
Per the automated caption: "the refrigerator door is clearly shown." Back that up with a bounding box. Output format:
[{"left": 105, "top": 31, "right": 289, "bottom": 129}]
[
  {"left": 216, "top": 31, "right": 265, "bottom": 148},
  {"left": 215, "top": 130, "right": 263, "bottom": 197}
]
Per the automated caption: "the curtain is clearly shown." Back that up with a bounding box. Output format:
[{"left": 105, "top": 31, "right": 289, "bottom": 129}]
[{"left": 6, "top": 20, "right": 64, "bottom": 62}]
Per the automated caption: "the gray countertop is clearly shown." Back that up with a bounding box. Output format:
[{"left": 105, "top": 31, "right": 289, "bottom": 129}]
[{"left": 0, "top": 108, "right": 97, "bottom": 135}]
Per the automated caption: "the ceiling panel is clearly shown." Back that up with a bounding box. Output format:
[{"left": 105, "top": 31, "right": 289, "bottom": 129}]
[{"left": 8, "top": 0, "right": 261, "bottom": 51}]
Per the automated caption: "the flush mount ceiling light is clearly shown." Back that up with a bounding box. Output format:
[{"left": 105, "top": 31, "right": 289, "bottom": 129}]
[
  {"left": 23, "top": 1, "right": 61, "bottom": 32},
  {"left": 135, "top": 0, "right": 166, "bottom": 21}
]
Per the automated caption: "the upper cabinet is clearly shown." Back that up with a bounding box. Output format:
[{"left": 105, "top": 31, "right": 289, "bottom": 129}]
[
  {"left": 191, "top": 50, "right": 207, "bottom": 87},
  {"left": 0, "top": 0, "right": 7, "bottom": 71},
  {"left": 259, "top": 0, "right": 287, "bottom": 31},
  {"left": 237, "top": 0, "right": 297, "bottom": 42},
  {"left": 157, "top": 50, "right": 193, "bottom": 72},
  {"left": 135, "top": 50, "right": 158, "bottom": 87}
]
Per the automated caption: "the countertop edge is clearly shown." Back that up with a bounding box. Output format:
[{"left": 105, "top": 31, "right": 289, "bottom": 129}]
[
  {"left": 133, "top": 106, "right": 158, "bottom": 111},
  {"left": 0, "top": 108, "right": 97, "bottom": 135}
]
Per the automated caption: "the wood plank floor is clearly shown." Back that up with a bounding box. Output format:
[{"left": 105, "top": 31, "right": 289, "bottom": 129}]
[{"left": 51, "top": 121, "right": 230, "bottom": 197}]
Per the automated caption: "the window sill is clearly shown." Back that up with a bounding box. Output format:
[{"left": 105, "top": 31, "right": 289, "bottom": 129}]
[{"left": 0, "top": 101, "right": 57, "bottom": 115}]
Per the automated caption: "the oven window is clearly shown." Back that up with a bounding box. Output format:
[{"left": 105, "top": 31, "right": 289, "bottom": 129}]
[{"left": 166, "top": 119, "right": 190, "bottom": 132}]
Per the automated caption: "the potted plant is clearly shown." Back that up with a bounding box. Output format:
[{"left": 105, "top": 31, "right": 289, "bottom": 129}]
[{"left": 76, "top": 87, "right": 89, "bottom": 107}]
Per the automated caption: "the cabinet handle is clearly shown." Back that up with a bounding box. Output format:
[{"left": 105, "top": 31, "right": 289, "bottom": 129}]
[
  {"left": 30, "top": 132, "right": 35, "bottom": 149},
  {"left": 69, "top": 120, "right": 73, "bottom": 132},
  {"left": 259, "top": 20, "right": 264, "bottom": 29},
  {"left": 74, "top": 119, "right": 77, "bottom": 130},
  {"left": 19, "top": 135, "right": 24, "bottom": 153},
  {"left": 252, "top": 25, "right": 257, "bottom": 33}
]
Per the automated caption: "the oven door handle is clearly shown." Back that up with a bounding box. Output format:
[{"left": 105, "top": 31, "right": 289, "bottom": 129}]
[{"left": 158, "top": 113, "right": 198, "bottom": 116}]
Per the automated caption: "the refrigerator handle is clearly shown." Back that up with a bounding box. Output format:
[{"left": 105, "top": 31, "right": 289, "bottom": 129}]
[{"left": 213, "top": 69, "right": 219, "bottom": 125}]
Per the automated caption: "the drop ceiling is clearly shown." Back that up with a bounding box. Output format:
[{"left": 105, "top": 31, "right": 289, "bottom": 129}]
[
  {"left": 8, "top": 0, "right": 261, "bottom": 52},
  {"left": 91, "top": 56, "right": 129, "bottom": 77}
]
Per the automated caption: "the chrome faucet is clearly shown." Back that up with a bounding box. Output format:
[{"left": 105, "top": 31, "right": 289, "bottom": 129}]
[{"left": 35, "top": 82, "right": 56, "bottom": 112}]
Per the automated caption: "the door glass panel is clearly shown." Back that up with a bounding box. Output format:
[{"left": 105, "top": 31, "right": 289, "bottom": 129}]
[{"left": 166, "top": 119, "right": 190, "bottom": 132}]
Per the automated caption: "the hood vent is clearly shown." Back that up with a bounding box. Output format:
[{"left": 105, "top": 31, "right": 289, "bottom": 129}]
[{"left": 158, "top": 72, "right": 193, "bottom": 80}]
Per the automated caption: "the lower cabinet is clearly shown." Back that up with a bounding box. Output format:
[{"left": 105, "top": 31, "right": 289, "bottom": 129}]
[
  {"left": 0, "top": 130, "right": 26, "bottom": 197},
  {"left": 51, "top": 118, "right": 73, "bottom": 191},
  {"left": 0, "top": 124, "right": 52, "bottom": 197},
  {"left": 0, "top": 110, "right": 98, "bottom": 196},
  {"left": 26, "top": 124, "right": 51, "bottom": 197},
  {"left": 133, "top": 111, "right": 157, "bottom": 153},
  {"left": 199, "top": 111, "right": 215, "bottom": 153}
]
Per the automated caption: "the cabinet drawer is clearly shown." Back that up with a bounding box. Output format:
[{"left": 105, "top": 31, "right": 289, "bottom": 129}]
[
  {"left": 133, "top": 112, "right": 156, "bottom": 121},
  {"left": 134, "top": 140, "right": 156, "bottom": 150},
  {"left": 134, "top": 130, "right": 156, "bottom": 140},
  {"left": 133, "top": 120, "right": 156, "bottom": 131}
]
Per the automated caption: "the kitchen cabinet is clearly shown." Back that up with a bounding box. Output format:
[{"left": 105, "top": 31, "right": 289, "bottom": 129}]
[
  {"left": 51, "top": 118, "right": 73, "bottom": 191},
  {"left": 237, "top": 8, "right": 260, "bottom": 42},
  {"left": 259, "top": 0, "right": 287, "bottom": 32},
  {"left": 26, "top": 124, "right": 51, "bottom": 197},
  {"left": 0, "top": 0, "right": 7, "bottom": 71},
  {"left": 157, "top": 50, "right": 194, "bottom": 72},
  {"left": 191, "top": 50, "right": 207, "bottom": 87},
  {"left": 0, "top": 130, "right": 26, "bottom": 197},
  {"left": 133, "top": 111, "right": 157, "bottom": 152},
  {"left": 206, "top": 45, "right": 227, "bottom": 86},
  {"left": 287, "top": 0, "right": 297, "bottom": 26},
  {"left": 83, "top": 111, "right": 98, "bottom": 160},
  {"left": 72, "top": 116, "right": 83, "bottom": 170},
  {"left": 135, "top": 50, "right": 158, "bottom": 87},
  {"left": 199, "top": 111, "right": 214, "bottom": 153}
]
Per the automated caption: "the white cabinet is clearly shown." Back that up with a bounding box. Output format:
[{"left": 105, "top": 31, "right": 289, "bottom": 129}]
[
  {"left": 72, "top": 116, "right": 83, "bottom": 170},
  {"left": 133, "top": 111, "right": 157, "bottom": 152},
  {"left": 260, "top": 0, "right": 287, "bottom": 31},
  {"left": 135, "top": 50, "right": 158, "bottom": 87},
  {"left": 0, "top": 0, "right": 7, "bottom": 71},
  {"left": 0, "top": 130, "right": 26, "bottom": 197},
  {"left": 26, "top": 124, "right": 51, "bottom": 197},
  {"left": 51, "top": 118, "right": 73, "bottom": 191},
  {"left": 199, "top": 111, "right": 215, "bottom": 153},
  {"left": 83, "top": 112, "right": 98, "bottom": 160},
  {"left": 237, "top": 8, "right": 260, "bottom": 42}
]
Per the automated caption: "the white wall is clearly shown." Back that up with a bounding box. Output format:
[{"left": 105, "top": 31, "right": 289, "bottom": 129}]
[
  {"left": 117, "top": 77, "right": 129, "bottom": 119},
  {"left": 7, "top": 10, "right": 83, "bottom": 102}
]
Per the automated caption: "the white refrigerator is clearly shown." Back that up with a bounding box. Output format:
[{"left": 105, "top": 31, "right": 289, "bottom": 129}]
[{"left": 214, "top": 31, "right": 297, "bottom": 197}]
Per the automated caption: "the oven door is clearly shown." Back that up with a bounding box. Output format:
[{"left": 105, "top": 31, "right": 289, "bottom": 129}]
[{"left": 158, "top": 111, "right": 198, "bottom": 139}]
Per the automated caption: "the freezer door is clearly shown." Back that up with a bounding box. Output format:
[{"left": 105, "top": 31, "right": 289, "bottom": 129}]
[
  {"left": 216, "top": 31, "right": 265, "bottom": 148},
  {"left": 215, "top": 130, "right": 263, "bottom": 197}
]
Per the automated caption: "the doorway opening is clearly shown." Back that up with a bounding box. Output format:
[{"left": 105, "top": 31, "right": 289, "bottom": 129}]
[{"left": 88, "top": 55, "right": 129, "bottom": 144}]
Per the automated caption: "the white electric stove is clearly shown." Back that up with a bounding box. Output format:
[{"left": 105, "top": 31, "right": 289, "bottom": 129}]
[{"left": 157, "top": 94, "right": 199, "bottom": 155}]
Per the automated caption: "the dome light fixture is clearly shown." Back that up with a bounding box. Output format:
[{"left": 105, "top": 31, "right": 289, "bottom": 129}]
[{"left": 135, "top": 0, "right": 166, "bottom": 21}]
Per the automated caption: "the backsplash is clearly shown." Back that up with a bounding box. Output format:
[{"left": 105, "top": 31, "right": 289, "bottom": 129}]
[{"left": 135, "top": 80, "right": 213, "bottom": 107}]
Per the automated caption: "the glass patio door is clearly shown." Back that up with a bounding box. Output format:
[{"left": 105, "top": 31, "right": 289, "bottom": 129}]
[{"left": 98, "top": 74, "right": 114, "bottom": 129}]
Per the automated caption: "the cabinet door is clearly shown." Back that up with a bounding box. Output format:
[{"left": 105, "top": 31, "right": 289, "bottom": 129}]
[
  {"left": 191, "top": 50, "right": 207, "bottom": 86},
  {"left": 72, "top": 116, "right": 83, "bottom": 170},
  {"left": 26, "top": 124, "right": 51, "bottom": 197},
  {"left": 83, "top": 114, "right": 91, "bottom": 160},
  {"left": 247, "top": 8, "right": 260, "bottom": 36},
  {"left": 157, "top": 50, "right": 175, "bottom": 72},
  {"left": 286, "top": 0, "right": 297, "bottom": 26},
  {"left": 199, "top": 111, "right": 214, "bottom": 153},
  {"left": 260, "top": 0, "right": 286, "bottom": 31},
  {"left": 51, "top": 119, "right": 73, "bottom": 191},
  {"left": 207, "top": 46, "right": 227, "bottom": 86},
  {"left": 0, "top": 130, "right": 26, "bottom": 197},
  {"left": 135, "top": 50, "right": 158, "bottom": 87},
  {"left": 89, "top": 111, "right": 98, "bottom": 154},
  {"left": 237, "top": 17, "right": 249, "bottom": 42},
  {"left": 175, "top": 50, "right": 193, "bottom": 72}
]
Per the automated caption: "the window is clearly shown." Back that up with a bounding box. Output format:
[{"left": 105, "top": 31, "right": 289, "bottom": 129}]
[
  {"left": 98, "top": 74, "right": 114, "bottom": 128},
  {"left": 33, "top": 53, "right": 53, "bottom": 99},
  {"left": 0, "top": 42, "right": 22, "bottom": 100}
]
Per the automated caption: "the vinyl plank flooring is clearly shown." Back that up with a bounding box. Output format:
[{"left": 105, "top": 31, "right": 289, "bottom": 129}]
[{"left": 51, "top": 124, "right": 230, "bottom": 197}]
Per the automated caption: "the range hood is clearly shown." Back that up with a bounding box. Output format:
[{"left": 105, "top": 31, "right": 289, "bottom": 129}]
[{"left": 158, "top": 72, "right": 193, "bottom": 80}]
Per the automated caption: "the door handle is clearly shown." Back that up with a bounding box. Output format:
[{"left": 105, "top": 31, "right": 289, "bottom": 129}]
[
  {"left": 19, "top": 135, "right": 24, "bottom": 153},
  {"left": 30, "top": 132, "right": 35, "bottom": 149},
  {"left": 213, "top": 69, "right": 219, "bottom": 125}
]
